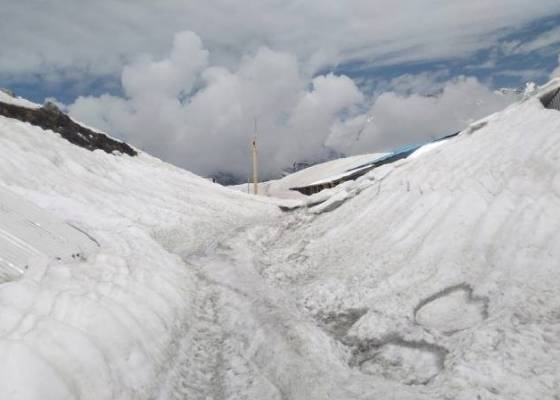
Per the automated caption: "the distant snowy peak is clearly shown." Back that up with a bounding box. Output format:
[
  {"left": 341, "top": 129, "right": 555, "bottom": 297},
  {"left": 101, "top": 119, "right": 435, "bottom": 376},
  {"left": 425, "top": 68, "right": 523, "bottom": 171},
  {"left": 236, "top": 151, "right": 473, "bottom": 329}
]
[{"left": 0, "top": 94, "right": 137, "bottom": 156}]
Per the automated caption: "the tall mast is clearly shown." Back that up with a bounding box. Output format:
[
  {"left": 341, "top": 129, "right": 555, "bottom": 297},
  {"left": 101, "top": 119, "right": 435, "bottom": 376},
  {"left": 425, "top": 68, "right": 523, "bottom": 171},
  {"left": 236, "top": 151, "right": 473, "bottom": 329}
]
[{"left": 251, "top": 137, "right": 258, "bottom": 195}]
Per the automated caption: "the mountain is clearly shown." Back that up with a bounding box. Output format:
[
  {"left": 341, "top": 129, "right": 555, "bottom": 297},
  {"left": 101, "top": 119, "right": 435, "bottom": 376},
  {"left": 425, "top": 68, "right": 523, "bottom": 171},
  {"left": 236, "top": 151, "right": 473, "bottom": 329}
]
[
  {"left": 0, "top": 80, "right": 558, "bottom": 399},
  {"left": 0, "top": 90, "right": 136, "bottom": 156}
]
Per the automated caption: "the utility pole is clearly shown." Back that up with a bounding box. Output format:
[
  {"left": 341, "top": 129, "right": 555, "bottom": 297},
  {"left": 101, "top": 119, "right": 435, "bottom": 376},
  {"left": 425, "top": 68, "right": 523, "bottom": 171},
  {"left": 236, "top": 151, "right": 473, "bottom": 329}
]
[
  {"left": 251, "top": 117, "right": 260, "bottom": 195},
  {"left": 251, "top": 136, "right": 259, "bottom": 195}
]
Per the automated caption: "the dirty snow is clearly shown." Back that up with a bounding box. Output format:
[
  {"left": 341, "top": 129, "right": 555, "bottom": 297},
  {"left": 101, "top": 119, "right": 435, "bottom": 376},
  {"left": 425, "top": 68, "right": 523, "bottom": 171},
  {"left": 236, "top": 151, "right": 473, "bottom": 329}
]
[{"left": 0, "top": 80, "right": 559, "bottom": 399}]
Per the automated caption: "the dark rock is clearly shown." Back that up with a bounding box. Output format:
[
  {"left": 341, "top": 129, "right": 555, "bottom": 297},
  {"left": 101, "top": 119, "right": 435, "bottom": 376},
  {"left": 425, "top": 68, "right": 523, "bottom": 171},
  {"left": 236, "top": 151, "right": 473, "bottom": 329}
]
[
  {"left": 0, "top": 100, "right": 137, "bottom": 156},
  {"left": 42, "top": 101, "right": 63, "bottom": 114}
]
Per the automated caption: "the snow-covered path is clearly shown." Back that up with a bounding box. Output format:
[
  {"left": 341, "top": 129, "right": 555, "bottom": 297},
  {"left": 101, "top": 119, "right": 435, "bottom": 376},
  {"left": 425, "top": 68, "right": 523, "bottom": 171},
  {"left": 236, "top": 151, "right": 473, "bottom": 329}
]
[{"left": 156, "top": 217, "right": 425, "bottom": 400}]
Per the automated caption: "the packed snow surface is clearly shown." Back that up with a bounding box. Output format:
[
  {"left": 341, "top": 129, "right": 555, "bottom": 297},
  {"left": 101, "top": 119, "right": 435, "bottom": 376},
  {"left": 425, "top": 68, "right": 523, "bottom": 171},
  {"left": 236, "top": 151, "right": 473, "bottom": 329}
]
[{"left": 0, "top": 81, "right": 559, "bottom": 399}]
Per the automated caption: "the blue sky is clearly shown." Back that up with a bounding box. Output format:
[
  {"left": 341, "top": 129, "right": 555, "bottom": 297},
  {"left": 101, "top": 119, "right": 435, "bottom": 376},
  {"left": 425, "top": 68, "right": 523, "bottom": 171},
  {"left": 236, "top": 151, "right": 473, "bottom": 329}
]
[{"left": 329, "top": 14, "right": 560, "bottom": 95}]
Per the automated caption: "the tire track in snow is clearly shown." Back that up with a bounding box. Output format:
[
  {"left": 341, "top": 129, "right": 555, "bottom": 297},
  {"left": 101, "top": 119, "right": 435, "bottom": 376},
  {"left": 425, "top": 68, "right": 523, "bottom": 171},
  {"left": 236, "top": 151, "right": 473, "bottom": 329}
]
[
  {"left": 155, "top": 213, "right": 429, "bottom": 400},
  {"left": 161, "top": 277, "right": 226, "bottom": 400}
]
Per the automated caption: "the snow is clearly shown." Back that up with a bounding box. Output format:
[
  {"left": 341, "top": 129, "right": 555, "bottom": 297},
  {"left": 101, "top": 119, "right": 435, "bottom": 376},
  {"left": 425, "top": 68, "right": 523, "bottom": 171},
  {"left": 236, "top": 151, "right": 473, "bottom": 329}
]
[
  {"left": 0, "top": 89, "right": 41, "bottom": 109},
  {"left": 408, "top": 139, "right": 448, "bottom": 159},
  {"left": 267, "top": 93, "right": 560, "bottom": 398},
  {"left": 0, "top": 114, "right": 278, "bottom": 400},
  {"left": 0, "top": 81, "right": 559, "bottom": 399}
]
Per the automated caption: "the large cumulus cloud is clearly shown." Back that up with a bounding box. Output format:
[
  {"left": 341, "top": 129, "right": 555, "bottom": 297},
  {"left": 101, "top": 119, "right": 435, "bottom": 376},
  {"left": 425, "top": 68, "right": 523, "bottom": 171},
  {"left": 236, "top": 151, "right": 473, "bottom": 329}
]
[
  {"left": 551, "top": 55, "right": 560, "bottom": 78},
  {"left": 69, "top": 32, "right": 519, "bottom": 180},
  {"left": 69, "top": 32, "right": 363, "bottom": 178},
  {"left": 328, "top": 77, "right": 516, "bottom": 155}
]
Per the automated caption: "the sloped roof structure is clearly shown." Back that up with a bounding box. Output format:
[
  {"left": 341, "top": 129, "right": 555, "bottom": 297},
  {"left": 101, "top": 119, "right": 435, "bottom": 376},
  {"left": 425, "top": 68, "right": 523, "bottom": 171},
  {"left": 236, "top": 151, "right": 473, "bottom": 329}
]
[
  {"left": 290, "top": 131, "right": 460, "bottom": 196},
  {"left": 0, "top": 187, "right": 98, "bottom": 283}
]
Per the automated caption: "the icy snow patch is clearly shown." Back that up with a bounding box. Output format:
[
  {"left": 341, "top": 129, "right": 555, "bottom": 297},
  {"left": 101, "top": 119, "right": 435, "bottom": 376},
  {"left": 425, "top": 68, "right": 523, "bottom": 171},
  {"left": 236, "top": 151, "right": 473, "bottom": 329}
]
[{"left": 414, "top": 284, "right": 488, "bottom": 334}]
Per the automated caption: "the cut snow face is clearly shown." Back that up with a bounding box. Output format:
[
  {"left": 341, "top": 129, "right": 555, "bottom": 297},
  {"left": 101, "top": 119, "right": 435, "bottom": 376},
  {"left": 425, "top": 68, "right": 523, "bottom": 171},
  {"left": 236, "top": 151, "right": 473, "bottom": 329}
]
[
  {"left": 0, "top": 187, "right": 98, "bottom": 283},
  {"left": 0, "top": 97, "right": 137, "bottom": 156}
]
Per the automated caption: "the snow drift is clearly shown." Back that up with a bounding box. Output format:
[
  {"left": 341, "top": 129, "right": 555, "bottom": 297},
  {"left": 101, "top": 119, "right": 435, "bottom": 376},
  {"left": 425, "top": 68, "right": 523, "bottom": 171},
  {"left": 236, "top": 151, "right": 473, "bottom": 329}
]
[{"left": 0, "top": 79, "right": 558, "bottom": 399}]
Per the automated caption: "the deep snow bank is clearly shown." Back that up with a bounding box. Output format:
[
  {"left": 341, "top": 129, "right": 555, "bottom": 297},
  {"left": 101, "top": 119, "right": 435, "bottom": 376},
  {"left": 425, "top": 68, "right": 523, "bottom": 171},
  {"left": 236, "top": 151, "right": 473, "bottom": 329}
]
[
  {"left": 254, "top": 82, "right": 560, "bottom": 399},
  {"left": 0, "top": 113, "right": 277, "bottom": 399}
]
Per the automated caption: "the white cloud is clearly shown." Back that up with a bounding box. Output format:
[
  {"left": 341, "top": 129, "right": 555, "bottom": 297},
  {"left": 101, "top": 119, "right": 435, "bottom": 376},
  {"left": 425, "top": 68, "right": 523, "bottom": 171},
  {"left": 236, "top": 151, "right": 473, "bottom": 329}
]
[
  {"left": 121, "top": 31, "right": 208, "bottom": 99},
  {"left": 2, "top": 1, "right": 560, "bottom": 80},
  {"left": 327, "top": 77, "right": 518, "bottom": 155},
  {"left": 552, "top": 55, "right": 560, "bottom": 78},
  {"left": 501, "top": 26, "right": 560, "bottom": 56},
  {"left": 69, "top": 32, "right": 519, "bottom": 180},
  {"left": 382, "top": 71, "right": 451, "bottom": 96},
  {"left": 69, "top": 32, "right": 364, "bottom": 178},
  {"left": 495, "top": 68, "right": 548, "bottom": 82}
]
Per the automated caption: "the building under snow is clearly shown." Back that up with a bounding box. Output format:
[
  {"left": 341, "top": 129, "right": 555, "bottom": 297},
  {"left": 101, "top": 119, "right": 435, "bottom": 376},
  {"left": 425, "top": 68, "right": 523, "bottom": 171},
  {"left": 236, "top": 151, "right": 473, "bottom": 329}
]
[
  {"left": 0, "top": 187, "right": 98, "bottom": 283},
  {"left": 541, "top": 84, "right": 560, "bottom": 110},
  {"left": 290, "top": 132, "right": 460, "bottom": 196}
]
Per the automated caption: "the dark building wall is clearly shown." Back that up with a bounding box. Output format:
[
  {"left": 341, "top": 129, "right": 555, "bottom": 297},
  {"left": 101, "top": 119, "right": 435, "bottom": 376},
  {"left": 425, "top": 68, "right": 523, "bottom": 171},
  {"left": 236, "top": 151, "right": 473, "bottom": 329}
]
[
  {"left": 541, "top": 88, "right": 560, "bottom": 111},
  {"left": 547, "top": 89, "right": 560, "bottom": 111}
]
